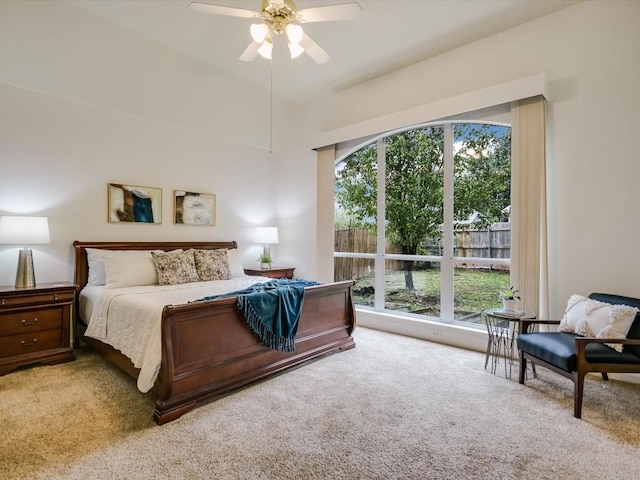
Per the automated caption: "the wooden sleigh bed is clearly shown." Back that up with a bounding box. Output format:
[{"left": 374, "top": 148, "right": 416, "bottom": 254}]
[{"left": 73, "top": 241, "right": 356, "bottom": 425}]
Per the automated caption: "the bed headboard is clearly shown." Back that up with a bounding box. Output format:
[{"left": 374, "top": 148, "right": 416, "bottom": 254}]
[{"left": 73, "top": 241, "right": 238, "bottom": 290}]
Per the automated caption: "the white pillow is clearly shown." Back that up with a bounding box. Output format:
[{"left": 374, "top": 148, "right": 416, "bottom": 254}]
[
  {"left": 86, "top": 248, "right": 108, "bottom": 286},
  {"left": 102, "top": 250, "right": 159, "bottom": 289},
  {"left": 226, "top": 248, "right": 244, "bottom": 277},
  {"left": 558, "top": 294, "right": 639, "bottom": 352}
]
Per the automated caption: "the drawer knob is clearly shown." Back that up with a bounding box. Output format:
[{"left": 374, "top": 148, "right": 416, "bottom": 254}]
[
  {"left": 21, "top": 339, "right": 38, "bottom": 347},
  {"left": 21, "top": 318, "right": 39, "bottom": 326},
  {"left": 53, "top": 294, "right": 58, "bottom": 301},
  {"left": 1, "top": 298, "right": 4, "bottom": 306}
]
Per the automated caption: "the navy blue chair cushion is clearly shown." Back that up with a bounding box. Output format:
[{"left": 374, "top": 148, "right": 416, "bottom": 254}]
[{"left": 517, "top": 332, "right": 640, "bottom": 373}]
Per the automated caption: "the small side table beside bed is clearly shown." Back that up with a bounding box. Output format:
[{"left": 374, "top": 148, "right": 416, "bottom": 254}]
[{"left": 0, "top": 282, "right": 76, "bottom": 376}]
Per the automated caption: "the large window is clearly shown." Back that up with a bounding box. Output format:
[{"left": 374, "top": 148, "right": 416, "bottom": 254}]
[{"left": 334, "top": 121, "right": 512, "bottom": 327}]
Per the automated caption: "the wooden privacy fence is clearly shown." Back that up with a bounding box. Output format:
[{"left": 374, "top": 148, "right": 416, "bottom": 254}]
[
  {"left": 335, "top": 224, "right": 511, "bottom": 281},
  {"left": 334, "top": 228, "right": 378, "bottom": 281},
  {"left": 454, "top": 222, "right": 511, "bottom": 259}
]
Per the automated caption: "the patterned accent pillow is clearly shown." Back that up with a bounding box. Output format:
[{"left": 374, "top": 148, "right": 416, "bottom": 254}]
[
  {"left": 193, "top": 249, "right": 232, "bottom": 281},
  {"left": 558, "top": 294, "right": 639, "bottom": 352},
  {"left": 151, "top": 249, "right": 200, "bottom": 285}
]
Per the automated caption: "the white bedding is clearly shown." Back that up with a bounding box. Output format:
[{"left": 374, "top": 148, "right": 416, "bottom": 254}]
[{"left": 80, "top": 276, "right": 269, "bottom": 393}]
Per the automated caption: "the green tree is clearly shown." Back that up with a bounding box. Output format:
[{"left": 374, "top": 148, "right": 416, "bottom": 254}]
[
  {"left": 335, "top": 124, "right": 510, "bottom": 291},
  {"left": 453, "top": 124, "right": 511, "bottom": 228}
]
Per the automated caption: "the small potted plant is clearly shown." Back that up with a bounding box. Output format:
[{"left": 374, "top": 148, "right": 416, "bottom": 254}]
[
  {"left": 259, "top": 253, "right": 272, "bottom": 270},
  {"left": 500, "top": 286, "right": 520, "bottom": 312}
]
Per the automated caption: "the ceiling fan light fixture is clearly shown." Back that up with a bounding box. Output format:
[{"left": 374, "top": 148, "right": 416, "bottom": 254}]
[
  {"left": 288, "top": 41, "right": 304, "bottom": 59},
  {"left": 285, "top": 23, "right": 304, "bottom": 44},
  {"left": 191, "top": 1, "right": 362, "bottom": 65},
  {"left": 250, "top": 23, "right": 269, "bottom": 43},
  {"left": 257, "top": 39, "right": 273, "bottom": 59}
]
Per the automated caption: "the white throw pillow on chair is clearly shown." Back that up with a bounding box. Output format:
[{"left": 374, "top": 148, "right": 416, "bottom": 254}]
[{"left": 558, "top": 294, "right": 639, "bottom": 352}]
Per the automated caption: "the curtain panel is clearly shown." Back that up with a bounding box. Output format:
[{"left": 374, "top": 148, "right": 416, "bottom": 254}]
[
  {"left": 510, "top": 95, "right": 549, "bottom": 319},
  {"left": 317, "top": 145, "right": 337, "bottom": 283}
]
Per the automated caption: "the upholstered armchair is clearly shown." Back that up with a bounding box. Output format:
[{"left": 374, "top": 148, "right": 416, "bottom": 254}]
[{"left": 516, "top": 293, "right": 640, "bottom": 418}]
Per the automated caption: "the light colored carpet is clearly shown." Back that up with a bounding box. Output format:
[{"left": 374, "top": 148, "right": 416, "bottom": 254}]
[{"left": 1, "top": 327, "right": 638, "bottom": 480}]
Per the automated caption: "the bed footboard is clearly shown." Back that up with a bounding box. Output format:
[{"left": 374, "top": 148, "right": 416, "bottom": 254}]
[{"left": 153, "top": 280, "right": 355, "bottom": 425}]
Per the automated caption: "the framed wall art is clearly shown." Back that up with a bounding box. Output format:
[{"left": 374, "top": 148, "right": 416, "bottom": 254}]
[
  {"left": 173, "top": 190, "right": 216, "bottom": 226},
  {"left": 108, "top": 183, "right": 162, "bottom": 224}
]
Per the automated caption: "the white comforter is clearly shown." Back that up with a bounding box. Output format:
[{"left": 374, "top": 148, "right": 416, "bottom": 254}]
[{"left": 80, "top": 276, "right": 269, "bottom": 393}]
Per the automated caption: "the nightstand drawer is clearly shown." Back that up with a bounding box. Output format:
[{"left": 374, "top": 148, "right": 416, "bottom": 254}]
[
  {"left": 0, "top": 290, "right": 74, "bottom": 308},
  {"left": 260, "top": 270, "right": 289, "bottom": 279},
  {"left": 244, "top": 267, "right": 295, "bottom": 279},
  {"left": 0, "top": 329, "right": 63, "bottom": 358},
  {"left": 0, "top": 307, "right": 63, "bottom": 336}
]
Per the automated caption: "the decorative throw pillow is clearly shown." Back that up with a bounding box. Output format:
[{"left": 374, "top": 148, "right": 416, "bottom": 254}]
[
  {"left": 193, "top": 249, "right": 232, "bottom": 281},
  {"left": 558, "top": 294, "right": 639, "bottom": 352},
  {"left": 151, "top": 249, "right": 199, "bottom": 285}
]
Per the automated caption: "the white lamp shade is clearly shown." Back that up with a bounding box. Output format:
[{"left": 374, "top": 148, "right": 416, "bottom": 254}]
[
  {"left": 288, "top": 42, "right": 304, "bottom": 59},
  {"left": 285, "top": 24, "right": 304, "bottom": 44},
  {"left": 250, "top": 23, "right": 269, "bottom": 43},
  {"left": 0, "top": 216, "right": 50, "bottom": 245},
  {"left": 255, "top": 227, "right": 279, "bottom": 244},
  {"left": 257, "top": 40, "right": 273, "bottom": 60}
]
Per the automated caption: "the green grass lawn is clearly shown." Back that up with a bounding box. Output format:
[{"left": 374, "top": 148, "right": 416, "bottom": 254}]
[{"left": 351, "top": 268, "right": 511, "bottom": 321}]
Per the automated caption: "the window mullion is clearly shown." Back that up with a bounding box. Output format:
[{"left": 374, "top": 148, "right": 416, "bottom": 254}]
[
  {"left": 441, "top": 123, "right": 454, "bottom": 322},
  {"left": 374, "top": 138, "right": 386, "bottom": 311}
]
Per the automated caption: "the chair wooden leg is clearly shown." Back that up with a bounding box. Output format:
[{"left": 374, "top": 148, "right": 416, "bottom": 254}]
[
  {"left": 518, "top": 350, "right": 526, "bottom": 384},
  {"left": 574, "top": 372, "right": 585, "bottom": 419},
  {"left": 601, "top": 372, "right": 609, "bottom": 381}
]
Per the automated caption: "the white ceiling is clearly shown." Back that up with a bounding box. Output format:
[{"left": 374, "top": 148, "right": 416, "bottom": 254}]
[{"left": 67, "top": 0, "right": 579, "bottom": 105}]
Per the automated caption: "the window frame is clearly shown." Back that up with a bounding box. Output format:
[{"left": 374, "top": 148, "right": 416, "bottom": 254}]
[{"left": 334, "top": 119, "right": 512, "bottom": 327}]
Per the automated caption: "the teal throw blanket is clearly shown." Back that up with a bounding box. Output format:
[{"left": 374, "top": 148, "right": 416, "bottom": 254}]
[{"left": 196, "top": 279, "right": 318, "bottom": 352}]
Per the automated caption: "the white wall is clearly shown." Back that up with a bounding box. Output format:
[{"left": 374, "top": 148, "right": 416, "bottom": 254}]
[
  {"left": 0, "top": 0, "right": 301, "bottom": 285},
  {"left": 0, "top": 81, "right": 278, "bottom": 285},
  {"left": 283, "top": 0, "right": 640, "bottom": 322}
]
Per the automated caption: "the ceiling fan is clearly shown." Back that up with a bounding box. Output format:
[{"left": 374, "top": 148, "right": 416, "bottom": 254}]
[{"left": 189, "top": 0, "right": 362, "bottom": 64}]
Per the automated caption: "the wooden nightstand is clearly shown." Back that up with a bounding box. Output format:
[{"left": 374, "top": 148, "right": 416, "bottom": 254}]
[
  {"left": 244, "top": 267, "right": 296, "bottom": 279},
  {"left": 0, "top": 282, "right": 76, "bottom": 376}
]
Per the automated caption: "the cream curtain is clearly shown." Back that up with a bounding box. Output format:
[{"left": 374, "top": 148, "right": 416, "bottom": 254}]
[
  {"left": 510, "top": 95, "right": 549, "bottom": 319},
  {"left": 316, "top": 145, "right": 337, "bottom": 283}
]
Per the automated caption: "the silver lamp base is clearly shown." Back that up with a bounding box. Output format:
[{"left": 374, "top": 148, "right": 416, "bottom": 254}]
[{"left": 15, "top": 248, "right": 36, "bottom": 289}]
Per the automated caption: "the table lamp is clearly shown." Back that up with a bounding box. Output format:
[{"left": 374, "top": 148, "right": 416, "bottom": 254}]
[
  {"left": 0, "top": 216, "right": 50, "bottom": 288},
  {"left": 255, "top": 226, "right": 279, "bottom": 260}
]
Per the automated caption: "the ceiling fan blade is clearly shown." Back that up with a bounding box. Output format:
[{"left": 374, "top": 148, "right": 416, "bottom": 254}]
[
  {"left": 239, "top": 41, "right": 260, "bottom": 62},
  {"left": 297, "top": 2, "right": 362, "bottom": 23},
  {"left": 189, "top": 2, "right": 259, "bottom": 19},
  {"left": 299, "top": 34, "right": 330, "bottom": 64}
]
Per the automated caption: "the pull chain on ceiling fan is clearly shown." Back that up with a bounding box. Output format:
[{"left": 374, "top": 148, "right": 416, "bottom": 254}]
[{"left": 189, "top": 0, "right": 362, "bottom": 64}]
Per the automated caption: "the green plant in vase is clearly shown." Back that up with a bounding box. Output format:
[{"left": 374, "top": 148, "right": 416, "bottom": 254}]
[
  {"left": 500, "top": 286, "right": 520, "bottom": 311},
  {"left": 259, "top": 253, "right": 272, "bottom": 270}
]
